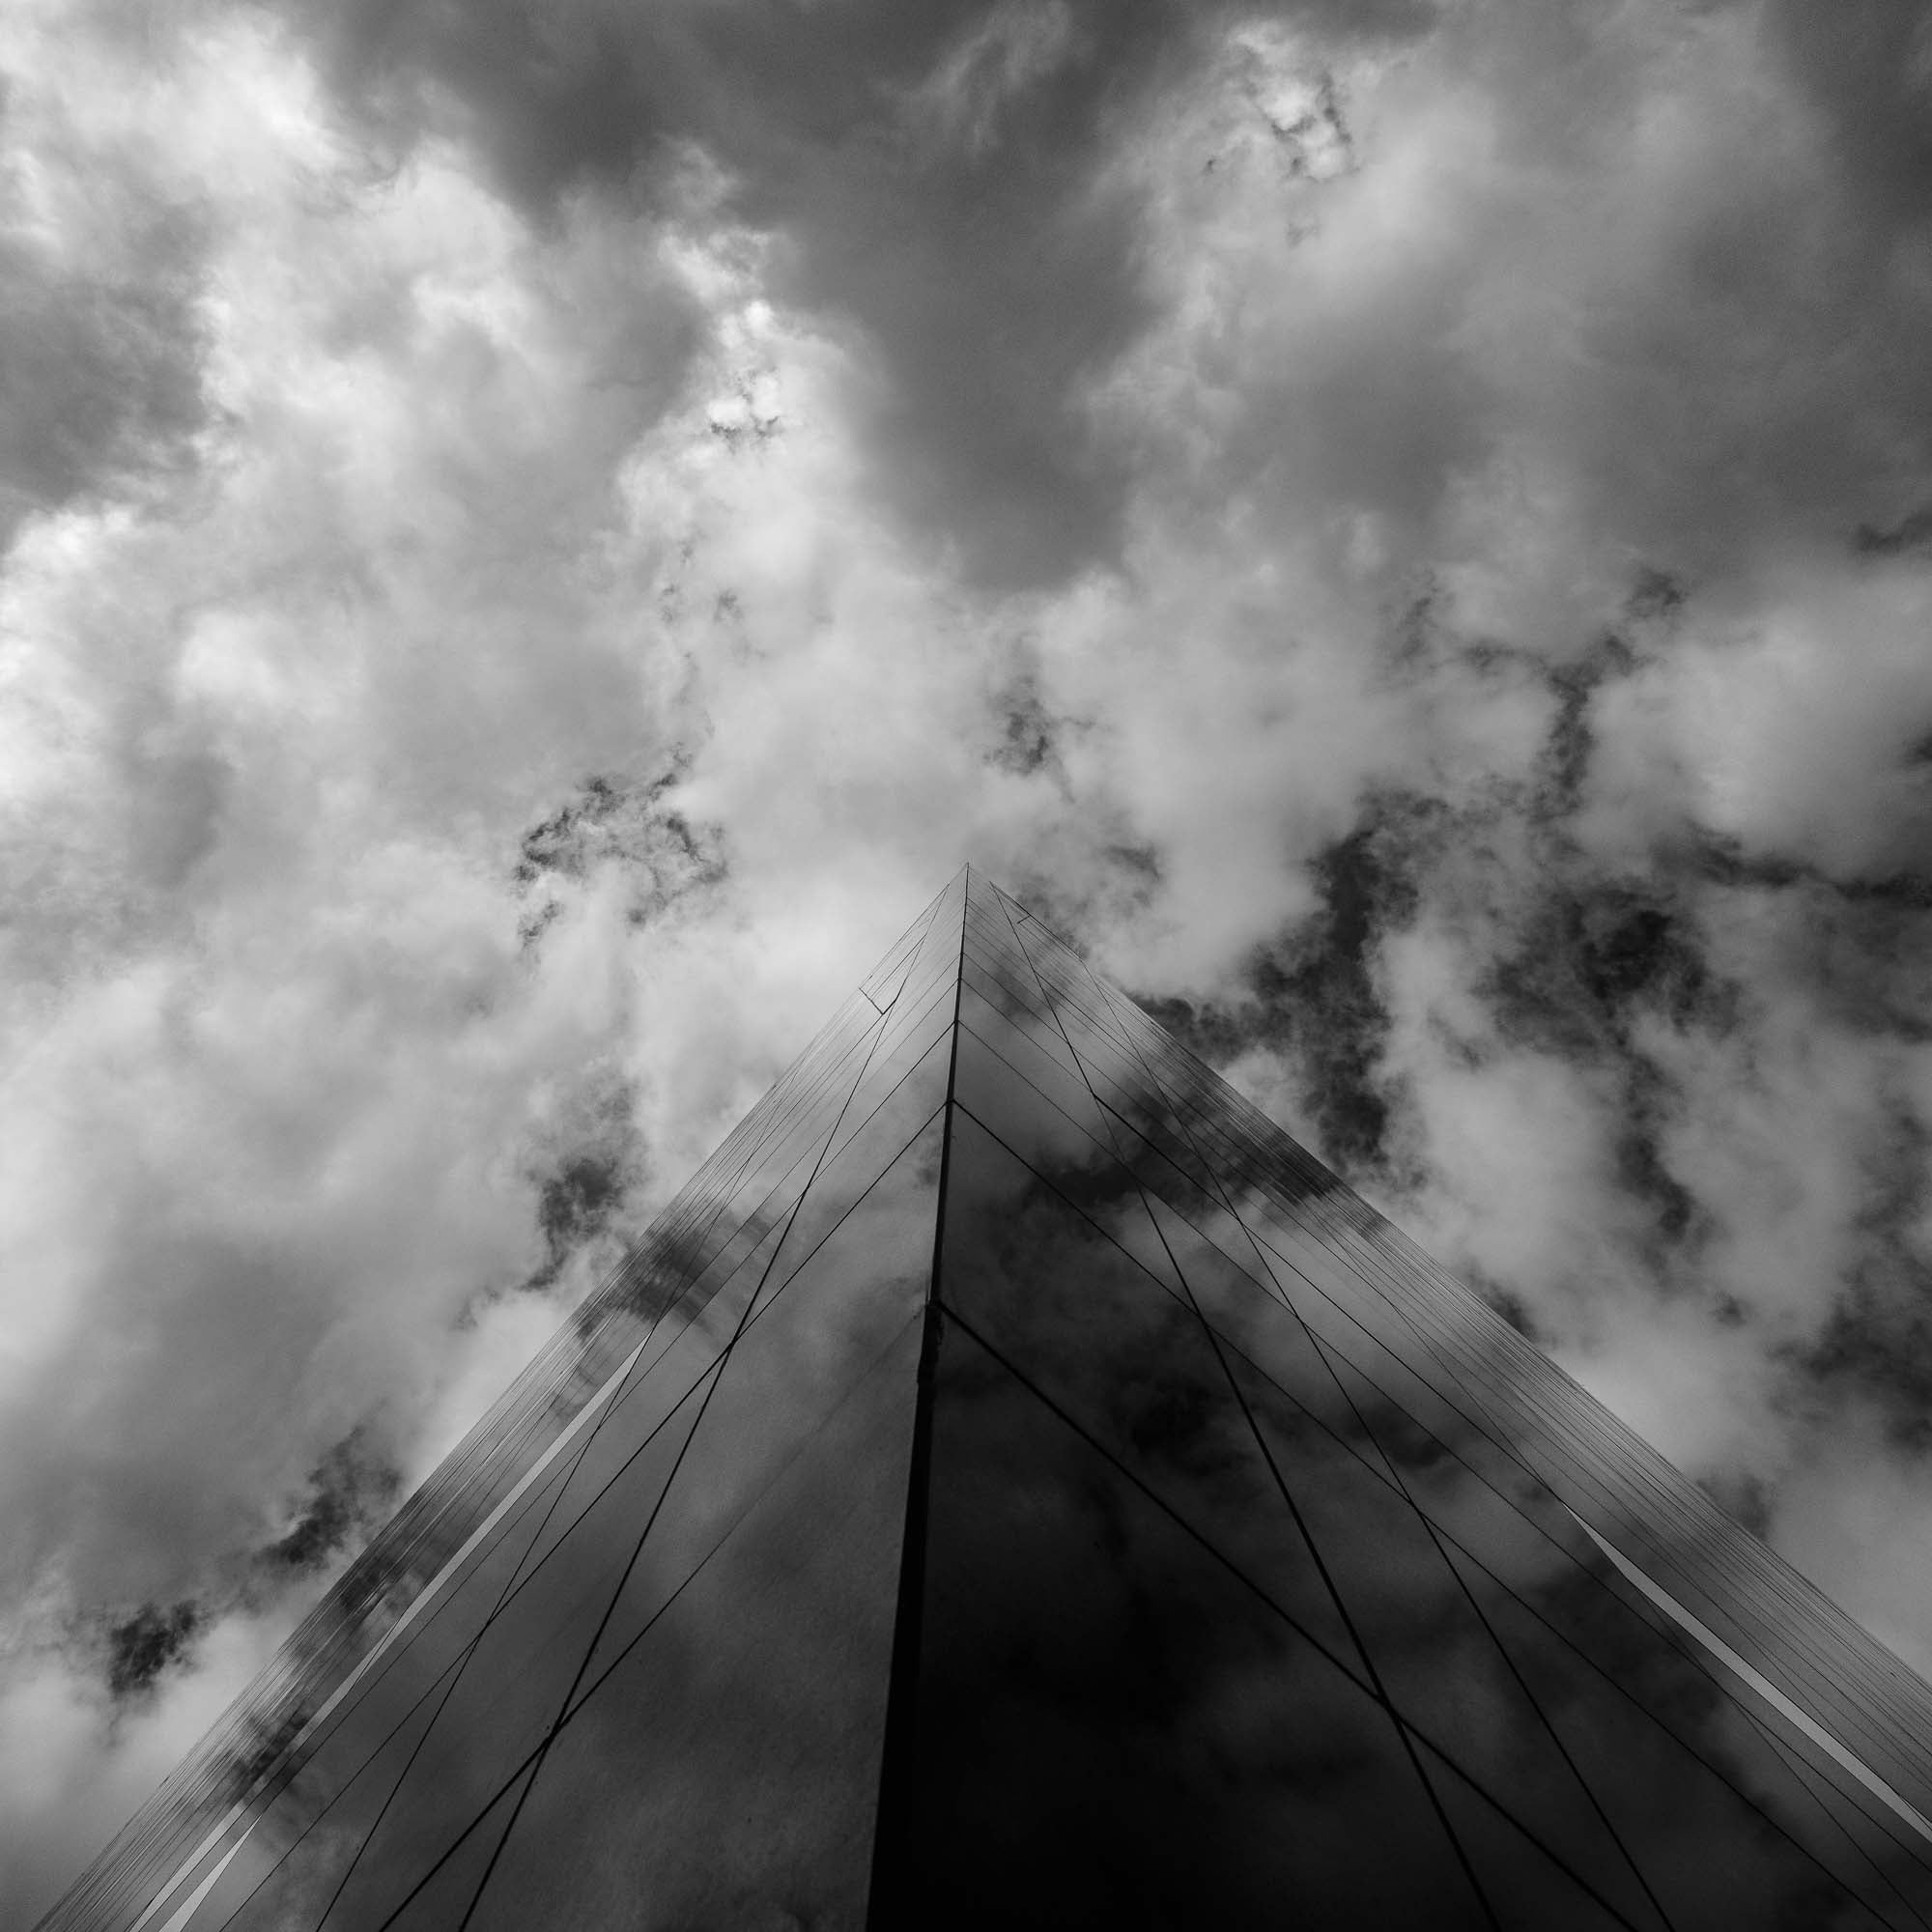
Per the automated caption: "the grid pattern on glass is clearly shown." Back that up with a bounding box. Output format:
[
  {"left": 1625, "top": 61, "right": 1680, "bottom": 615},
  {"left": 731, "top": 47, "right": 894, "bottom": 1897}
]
[
  {"left": 1008, "top": 888, "right": 1932, "bottom": 1832},
  {"left": 946, "top": 984, "right": 1910, "bottom": 1912},
  {"left": 463, "top": 1142, "right": 938, "bottom": 1930},
  {"left": 897, "top": 1318, "right": 1508, "bottom": 1929},
  {"left": 922, "top": 865, "right": 1932, "bottom": 1929},
  {"left": 925, "top": 1022, "right": 1658, "bottom": 1923},
  {"left": 215, "top": 1108, "right": 944, "bottom": 1932},
  {"left": 187, "top": 1009, "right": 948, "bottom": 1930},
  {"left": 41, "top": 878, "right": 963, "bottom": 1932}
]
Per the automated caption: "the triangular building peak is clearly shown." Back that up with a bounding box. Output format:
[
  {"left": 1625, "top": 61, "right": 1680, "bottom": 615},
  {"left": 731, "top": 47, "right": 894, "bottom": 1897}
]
[{"left": 41, "top": 871, "right": 1932, "bottom": 1931}]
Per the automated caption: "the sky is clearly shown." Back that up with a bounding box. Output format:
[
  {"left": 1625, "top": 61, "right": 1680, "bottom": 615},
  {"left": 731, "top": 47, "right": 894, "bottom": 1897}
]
[{"left": 4, "top": 0, "right": 1932, "bottom": 1915}]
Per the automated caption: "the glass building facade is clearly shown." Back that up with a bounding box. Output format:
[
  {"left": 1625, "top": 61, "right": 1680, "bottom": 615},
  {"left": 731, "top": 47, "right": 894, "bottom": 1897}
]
[{"left": 40, "top": 867, "right": 1932, "bottom": 1930}]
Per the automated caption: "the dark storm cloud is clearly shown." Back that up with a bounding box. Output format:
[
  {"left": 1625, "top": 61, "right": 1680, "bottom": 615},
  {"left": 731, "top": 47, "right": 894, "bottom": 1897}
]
[
  {"left": 261, "top": 1428, "right": 402, "bottom": 1574},
  {"left": 104, "top": 1602, "right": 202, "bottom": 1702},
  {"left": 985, "top": 654, "right": 1071, "bottom": 783},
  {"left": 515, "top": 771, "right": 727, "bottom": 947},
  {"left": 285, "top": 0, "right": 1435, "bottom": 590},
  {"left": 526, "top": 1130, "right": 642, "bottom": 1297},
  {"left": 0, "top": 209, "right": 207, "bottom": 545},
  {"left": 1804, "top": 1125, "right": 1932, "bottom": 1459},
  {"left": 1767, "top": 0, "right": 1932, "bottom": 228},
  {"left": 1143, "top": 797, "right": 1435, "bottom": 1179},
  {"left": 1854, "top": 508, "right": 1932, "bottom": 559}
]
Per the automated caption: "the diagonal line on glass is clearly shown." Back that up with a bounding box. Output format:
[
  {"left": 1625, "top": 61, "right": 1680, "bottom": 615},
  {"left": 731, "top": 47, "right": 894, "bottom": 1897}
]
[
  {"left": 935, "top": 1304, "right": 1661, "bottom": 1932},
  {"left": 1012, "top": 893, "right": 1692, "bottom": 1932},
  {"left": 337, "top": 1296, "right": 929, "bottom": 1932},
  {"left": 1066, "top": 962, "right": 1685, "bottom": 1917},
  {"left": 948, "top": 1051, "right": 1919, "bottom": 1927},
  {"left": 440, "top": 932, "right": 927, "bottom": 1932},
  {"left": 135, "top": 1015, "right": 946, "bottom": 1928},
  {"left": 981, "top": 932, "right": 1932, "bottom": 1906},
  {"left": 198, "top": 1099, "right": 947, "bottom": 1932},
  {"left": 293, "top": 1020, "right": 950, "bottom": 1932},
  {"left": 158, "top": 942, "right": 951, "bottom": 1932},
  {"left": 125, "top": 1005, "right": 866, "bottom": 1909},
  {"left": 53, "top": 976, "right": 904, "bottom": 1932},
  {"left": 324, "top": 1092, "right": 939, "bottom": 1932},
  {"left": 1031, "top": 895, "right": 1910, "bottom": 1925},
  {"left": 1734, "top": 1708, "right": 1932, "bottom": 1931},
  {"left": 1120, "top": 991, "right": 1932, "bottom": 1853},
  {"left": 1099, "top": 999, "right": 1932, "bottom": 1812},
  {"left": 70, "top": 893, "right": 975, "bottom": 1932},
  {"left": 979, "top": 875, "right": 1510, "bottom": 1929}
]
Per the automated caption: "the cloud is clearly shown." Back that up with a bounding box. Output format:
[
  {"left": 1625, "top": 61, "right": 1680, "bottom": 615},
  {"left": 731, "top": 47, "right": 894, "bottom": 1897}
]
[{"left": 8, "top": 0, "right": 1932, "bottom": 1917}]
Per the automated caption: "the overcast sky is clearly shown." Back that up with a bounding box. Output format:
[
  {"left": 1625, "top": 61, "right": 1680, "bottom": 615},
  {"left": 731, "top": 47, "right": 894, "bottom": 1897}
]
[{"left": 5, "top": 0, "right": 1932, "bottom": 1916}]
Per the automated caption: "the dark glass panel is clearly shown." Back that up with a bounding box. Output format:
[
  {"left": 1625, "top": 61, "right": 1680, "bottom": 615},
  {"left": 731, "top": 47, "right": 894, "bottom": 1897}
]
[
  {"left": 1448, "top": 1551, "right": 1895, "bottom": 1929},
  {"left": 289, "top": 1363, "right": 715, "bottom": 1927},
  {"left": 824, "top": 980, "right": 954, "bottom": 1167},
  {"left": 1421, "top": 1764, "right": 1652, "bottom": 1932},
  {"left": 563, "top": 1105, "right": 942, "bottom": 1693},
  {"left": 945, "top": 1018, "right": 1206, "bottom": 1315},
  {"left": 872, "top": 911, "right": 958, "bottom": 1027},
  {"left": 733, "top": 1029, "right": 948, "bottom": 1325},
  {"left": 836, "top": 984, "right": 948, "bottom": 1132},
  {"left": 1121, "top": 1074, "right": 1901, "bottom": 1839},
  {"left": 600, "top": 1014, "right": 880, "bottom": 1330},
  {"left": 544, "top": 1017, "right": 942, "bottom": 1575},
  {"left": 202, "top": 1680, "right": 454, "bottom": 1931},
  {"left": 950, "top": 991, "right": 1231, "bottom": 1294},
  {"left": 1127, "top": 1183, "right": 1673, "bottom": 1925},
  {"left": 958, "top": 960, "right": 1087, "bottom": 1085},
  {"left": 1209, "top": 1223, "right": 1920, "bottom": 1923},
  {"left": 960, "top": 908, "right": 1061, "bottom": 1000},
  {"left": 1212, "top": 1336, "right": 1676, "bottom": 1928},
  {"left": 1309, "top": 1338, "right": 1929, "bottom": 1920},
  {"left": 935, "top": 1103, "right": 1365, "bottom": 1686},
  {"left": 858, "top": 877, "right": 950, "bottom": 1009},
  {"left": 885, "top": 1321, "right": 1492, "bottom": 1930},
  {"left": 624, "top": 999, "right": 944, "bottom": 1398},
  {"left": 506, "top": 1219, "right": 791, "bottom": 1589},
  {"left": 463, "top": 1314, "right": 923, "bottom": 1932},
  {"left": 951, "top": 1018, "right": 1129, "bottom": 1198},
  {"left": 454, "top": 1110, "right": 943, "bottom": 1928},
  {"left": 225, "top": 1103, "right": 939, "bottom": 1932},
  {"left": 377, "top": 1766, "right": 534, "bottom": 1932},
  {"left": 1132, "top": 1161, "right": 1902, "bottom": 1927},
  {"left": 971, "top": 1006, "right": 1286, "bottom": 1299},
  {"left": 955, "top": 963, "right": 1150, "bottom": 1134},
  {"left": 981, "top": 891, "right": 1139, "bottom": 1056},
  {"left": 991, "top": 996, "right": 1165, "bottom": 1134},
  {"left": 185, "top": 1430, "right": 596, "bottom": 1929},
  {"left": 1752, "top": 1744, "right": 1932, "bottom": 1929},
  {"left": 873, "top": 872, "right": 963, "bottom": 1018},
  {"left": 1091, "top": 999, "right": 1932, "bottom": 1820}
]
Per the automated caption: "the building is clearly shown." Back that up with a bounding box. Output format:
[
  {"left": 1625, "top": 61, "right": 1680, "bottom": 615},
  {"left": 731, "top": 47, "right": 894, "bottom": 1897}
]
[{"left": 41, "top": 867, "right": 1932, "bottom": 1929}]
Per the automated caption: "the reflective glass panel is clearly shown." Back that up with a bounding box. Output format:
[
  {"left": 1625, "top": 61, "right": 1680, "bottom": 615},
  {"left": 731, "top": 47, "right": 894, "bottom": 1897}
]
[{"left": 881, "top": 1320, "right": 1493, "bottom": 1929}]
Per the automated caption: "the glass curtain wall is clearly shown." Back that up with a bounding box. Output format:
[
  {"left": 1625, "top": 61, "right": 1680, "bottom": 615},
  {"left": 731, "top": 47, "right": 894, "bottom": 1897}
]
[{"left": 43, "top": 867, "right": 1932, "bottom": 1932}]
